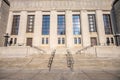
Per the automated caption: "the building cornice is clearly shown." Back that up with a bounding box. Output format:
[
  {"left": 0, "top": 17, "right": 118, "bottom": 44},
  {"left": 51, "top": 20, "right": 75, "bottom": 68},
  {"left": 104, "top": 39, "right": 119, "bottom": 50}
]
[{"left": 9, "top": 0, "right": 113, "bottom": 11}]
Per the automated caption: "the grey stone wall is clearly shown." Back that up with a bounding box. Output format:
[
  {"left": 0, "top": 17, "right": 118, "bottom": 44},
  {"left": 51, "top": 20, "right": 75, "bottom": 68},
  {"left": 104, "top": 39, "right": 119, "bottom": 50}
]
[
  {"left": 114, "top": 0, "right": 120, "bottom": 34},
  {"left": 0, "top": 0, "right": 10, "bottom": 46}
]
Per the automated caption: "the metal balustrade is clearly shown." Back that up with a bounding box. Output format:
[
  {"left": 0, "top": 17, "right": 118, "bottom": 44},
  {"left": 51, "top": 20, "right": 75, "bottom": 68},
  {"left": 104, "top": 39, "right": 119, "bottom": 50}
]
[
  {"left": 76, "top": 45, "right": 93, "bottom": 54},
  {"left": 48, "top": 49, "right": 56, "bottom": 71},
  {"left": 32, "top": 46, "right": 46, "bottom": 54}
]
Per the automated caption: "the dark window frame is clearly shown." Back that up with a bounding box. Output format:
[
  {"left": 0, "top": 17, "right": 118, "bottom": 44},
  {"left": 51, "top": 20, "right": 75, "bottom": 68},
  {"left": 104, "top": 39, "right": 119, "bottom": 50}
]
[
  {"left": 103, "top": 14, "right": 113, "bottom": 34},
  {"left": 26, "top": 15, "right": 35, "bottom": 33},
  {"left": 73, "top": 15, "right": 81, "bottom": 35},
  {"left": 42, "top": 15, "right": 50, "bottom": 35},
  {"left": 88, "top": 14, "right": 97, "bottom": 32},
  {"left": 11, "top": 15, "right": 20, "bottom": 35},
  {"left": 57, "top": 15, "right": 66, "bottom": 35}
]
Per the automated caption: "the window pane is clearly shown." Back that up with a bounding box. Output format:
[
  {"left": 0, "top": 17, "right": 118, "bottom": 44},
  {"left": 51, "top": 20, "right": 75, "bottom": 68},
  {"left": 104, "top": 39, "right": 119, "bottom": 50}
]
[
  {"left": 57, "top": 15, "right": 66, "bottom": 35},
  {"left": 74, "top": 38, "right": 77, "bottom": 44},
  {"left": 88, "top": 14, "right": 97, "bottom": 32},
  {"left": 58, "top": 38, "right": 61, "bottom": 44},
  {"left": 14, "top": 38, "right": 17, "bottom": 44},
  {"left": 11, "top": 15, "right": 20, "bottom": 35},
  {"left": 62, "top": 38, "right": 65, "bottom": 44},
  {"left": 78, "top": 38, "right": 81, "bottom": 44},
  {"left": 46, "top": 38, "right": 48, "bottom": 44},
  {"left": 103, "top": 14, "right": 113, "bottom": 34},
  {"left": 42, "top": 38, "right": 44, "bottom": 44},
  {"left": 58, "top": 29, "right": 65, "bottom": 35},
  {"left": 73, "top": 15, "right": 81, "bottom": 35},
  {"left": 42, "top": 15, "right": 50, "bottom": 35},
  {"left": 26, "top": 15, "right": 35, "bottom": 33}
]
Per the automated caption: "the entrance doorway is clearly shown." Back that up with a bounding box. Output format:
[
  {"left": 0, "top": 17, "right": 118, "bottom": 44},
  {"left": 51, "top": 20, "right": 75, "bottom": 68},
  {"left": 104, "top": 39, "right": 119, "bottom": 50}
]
[
  {"left": 91, "top": 37, "right": 97, "bottom": 46},
  {"left": 26, "top": 38, "right": 32, "bottom": 46}
]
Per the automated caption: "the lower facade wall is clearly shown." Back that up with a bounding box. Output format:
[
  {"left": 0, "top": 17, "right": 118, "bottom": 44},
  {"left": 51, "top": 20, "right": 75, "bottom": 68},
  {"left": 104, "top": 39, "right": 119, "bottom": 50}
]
[
  {"left": 95, "top": 46, "right": 120, "bottom": 57},
  {"left": 82, "top": 46, "right": 120, "bottom": 58},
  {"left": 0, "top": 46, "right": 120, "bottom": 58},
  {"left": 0, "top": 46, "right": 45, "bottom": 57}
]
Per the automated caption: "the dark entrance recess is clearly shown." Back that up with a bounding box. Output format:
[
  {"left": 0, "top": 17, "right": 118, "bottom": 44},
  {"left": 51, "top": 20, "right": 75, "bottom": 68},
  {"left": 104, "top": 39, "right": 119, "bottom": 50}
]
[
  {"left": 91, "top": 37, "right": 97, "bottom": 46},
  {"left": 26, "top": 38, "right": 32, "bottom": 46}
]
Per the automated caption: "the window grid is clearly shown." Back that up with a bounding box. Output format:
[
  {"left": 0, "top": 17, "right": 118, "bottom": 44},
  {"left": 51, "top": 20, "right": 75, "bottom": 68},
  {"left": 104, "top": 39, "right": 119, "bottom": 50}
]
[
  {"left": 26, "top": 15, "right": 35, "bottom": 33},
  {"left": 73, "top": 15, "right": 81, "bottom": 35},
  {"left": 103, "top": 14, "right": 113, "bottom": 34},
  {"left": 88, "top": 14, "right": 97, "bottom": 32},
  {"left": 42, "top": 37, "right": 49, "bottom": 44},
  {"left": 11, "top": 15, "right": 20, "bottom": 35},
  {"left": 58, "top": 37, "right": 65, "bottom": 44},
  {"left": 57, "top": 15, "right": 66, "bottom": 35},
  {"left": 74, "top": 37, "right": 81, "bottom": 44},
  {"left": 42, "top": 15, "right": 50, "bottom": 35}
]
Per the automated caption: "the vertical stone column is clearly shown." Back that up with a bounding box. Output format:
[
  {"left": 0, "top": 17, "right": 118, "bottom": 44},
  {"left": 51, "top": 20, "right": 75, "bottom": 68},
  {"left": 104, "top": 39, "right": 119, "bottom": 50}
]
[
  {"left": 81, "top": 10, "right": 90, "bottom": 47},
  {"left": 50, "top": 10, "right": 57, "bottom": 49},
  {"left": 96, "top": 10, "right": 106, "bottom": 45},
  {"left": 17, "top": 11, "right": 27, "bottom": 45},
  {"left": 6, "top": 11, "right": 13, "bottom": 34},
  {"left": 33, "top": 11, "right": 42, "bottom": 47},
  {"left": 66, "top": 10, "right": 73, "bottom": 48}
]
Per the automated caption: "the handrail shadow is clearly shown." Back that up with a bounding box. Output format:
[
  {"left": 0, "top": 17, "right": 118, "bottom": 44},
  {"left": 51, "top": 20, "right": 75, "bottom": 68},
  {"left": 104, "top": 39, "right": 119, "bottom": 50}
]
[
  {"left": 48, "top": 49, "right": 56, "bottom": 71},
  {"left": 66, "top": 49, "right": 74, "bottom": 71}
]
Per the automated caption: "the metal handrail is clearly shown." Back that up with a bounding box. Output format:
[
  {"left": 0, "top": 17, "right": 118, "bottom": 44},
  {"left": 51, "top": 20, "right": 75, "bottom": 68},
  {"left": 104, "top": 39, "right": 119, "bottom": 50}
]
[
  {"left": 32, "top": 46, "right": 46, "bottom": 54},
  {"left": 66, "top": 49, "right": 74, "bottom": 71},
  {"left": 76, "top": 45, "right": 93, "bottom": 54},
  {"left": 48, "top": 49, "right": 56, "bottom": 71}
]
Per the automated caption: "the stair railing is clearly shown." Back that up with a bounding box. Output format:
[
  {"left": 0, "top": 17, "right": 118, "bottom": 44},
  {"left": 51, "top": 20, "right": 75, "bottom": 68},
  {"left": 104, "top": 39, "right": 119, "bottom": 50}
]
[
  {"left": 66, "top": 49, "right": 74, "bottom": 71},
  {"left": 32, "top": 46, "right": 46, "bottom": 54},
  {"left": 76, "top": 45, "right": 93, "bottom": 54},
  {"left": 48, "top": 49, "right": 56, "bottom": 71}
]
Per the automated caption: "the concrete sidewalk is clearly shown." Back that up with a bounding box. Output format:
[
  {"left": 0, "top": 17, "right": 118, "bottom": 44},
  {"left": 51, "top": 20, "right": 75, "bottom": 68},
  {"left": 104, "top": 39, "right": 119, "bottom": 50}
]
[{"left": 0, "top": 68, "right": 120, "bottom": 80}]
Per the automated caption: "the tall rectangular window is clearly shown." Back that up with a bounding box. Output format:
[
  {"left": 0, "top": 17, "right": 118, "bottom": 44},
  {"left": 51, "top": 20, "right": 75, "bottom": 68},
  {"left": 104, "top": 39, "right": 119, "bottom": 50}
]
[
  {"left": 26, "top": 15, "right": 35, "bottom": 33},
  {"left": 103, "top": 14, "right": 113, "bottom": 34},
  {"left": 73, "top": 15, "right": 81, "bottom": 35},
  {"left": 42, "top": 15, "right": 50, "bottom": 35},
  {"left": 11, "top": 15, "right": 20, "bottom": 35},
  {"left": 88, "top": 14, "right": 97, "bottom": 32},
  {"left": 57, "top": 15, "right": 66, "bottom": 35}
]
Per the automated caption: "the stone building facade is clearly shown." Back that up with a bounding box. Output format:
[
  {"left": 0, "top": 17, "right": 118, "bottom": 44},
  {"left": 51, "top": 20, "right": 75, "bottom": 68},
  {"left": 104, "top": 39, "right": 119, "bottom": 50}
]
[
  {"left": 0, "top": 0, "right": 10, "bottom": 46},
  {"left": 6, "top": 0, "right": 115, "bottom": 49},
  {"left": 111, "top": 0, "right": 120, "bottom": 46}
]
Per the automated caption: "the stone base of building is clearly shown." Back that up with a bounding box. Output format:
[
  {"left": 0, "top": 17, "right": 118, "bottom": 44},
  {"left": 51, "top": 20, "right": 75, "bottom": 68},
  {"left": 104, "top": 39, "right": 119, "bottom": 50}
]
[{"left": 0, "top": 46, "right": 120, "bottom": 58}]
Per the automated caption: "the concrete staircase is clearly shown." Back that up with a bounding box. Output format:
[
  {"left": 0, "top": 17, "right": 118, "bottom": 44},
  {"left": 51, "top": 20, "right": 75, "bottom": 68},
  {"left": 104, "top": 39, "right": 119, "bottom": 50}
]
[
  {"left": 0, "top": 49, "right": 120, "bottom": 71},
  {"left": 52, "top": 54, "right": 67, "bottom": 69},
  {"left": 22, "top": 54, "right": 51, "bottom": 69}
]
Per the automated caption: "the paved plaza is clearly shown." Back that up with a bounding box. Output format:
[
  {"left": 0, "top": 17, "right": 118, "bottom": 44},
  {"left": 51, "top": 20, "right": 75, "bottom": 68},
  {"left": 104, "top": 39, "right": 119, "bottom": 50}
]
[{"left": 0, "top": 68, "right": 120, "bottom": 80}]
